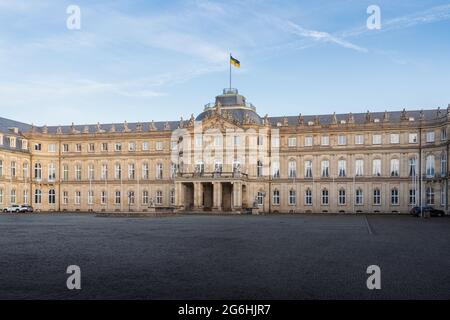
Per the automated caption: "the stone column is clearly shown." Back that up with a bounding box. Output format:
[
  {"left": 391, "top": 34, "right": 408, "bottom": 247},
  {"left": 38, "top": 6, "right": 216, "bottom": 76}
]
[
  {"left": 213, "top": 182, "right": 222, "bottom": 212},
  {"left": 233, "top": 182, "right": 242, "bottom": 212},
  {"left": 175, "top": 182, "right": 185, "bottom": 211},
  {"left": 194, "top": 182, "right": 203, "bottom": 211}
]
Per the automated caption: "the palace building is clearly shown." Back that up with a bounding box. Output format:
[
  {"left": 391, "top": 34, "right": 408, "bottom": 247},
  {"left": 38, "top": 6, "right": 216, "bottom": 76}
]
[{"left": 0, "top": 88, "right": 449, "bottom": 214}]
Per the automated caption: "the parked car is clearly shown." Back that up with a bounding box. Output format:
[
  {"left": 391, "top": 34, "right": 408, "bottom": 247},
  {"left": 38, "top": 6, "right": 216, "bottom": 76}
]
[
  {"left": 410, "top": 206, "right": 445, "bottom": 217},
  {"left": 20, "top": 205, "right": 34, "bottom": 213},
  {"left": 2, "top": 205, "right": 34, "bottom": 213},
  {"left": 3, "top": 205, "right": 21, "bottom": 213}
]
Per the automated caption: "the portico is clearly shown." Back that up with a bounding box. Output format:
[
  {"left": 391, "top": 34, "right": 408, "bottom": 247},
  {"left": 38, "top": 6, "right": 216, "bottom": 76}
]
[{"left": 175, "top": 180, "right": 243, "bottom": 213}]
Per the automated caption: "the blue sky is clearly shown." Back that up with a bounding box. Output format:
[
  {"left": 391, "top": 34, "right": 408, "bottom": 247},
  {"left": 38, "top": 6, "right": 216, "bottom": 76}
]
[{"left": 0, "top": 0, "right": 450, "bottom": 125}]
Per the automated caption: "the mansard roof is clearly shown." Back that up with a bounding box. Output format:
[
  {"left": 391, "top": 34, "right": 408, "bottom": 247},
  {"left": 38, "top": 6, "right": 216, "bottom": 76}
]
[
  {"left": 0, "top": 117, "right": 32, "bottom": 136},
  {"left": 268, "top": 109, "right": 444, "bottom": 127}
]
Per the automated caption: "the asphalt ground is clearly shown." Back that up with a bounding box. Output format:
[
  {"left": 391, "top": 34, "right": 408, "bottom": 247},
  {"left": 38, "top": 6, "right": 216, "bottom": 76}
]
[{"left": 0, "top": 213, "right": 449, "bottom": 299}]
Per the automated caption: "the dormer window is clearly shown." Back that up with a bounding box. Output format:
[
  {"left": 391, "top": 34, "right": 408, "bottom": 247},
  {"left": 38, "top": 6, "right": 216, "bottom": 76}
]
[{"left": 9, "top": 137, "right": 16, "bottom": 148}]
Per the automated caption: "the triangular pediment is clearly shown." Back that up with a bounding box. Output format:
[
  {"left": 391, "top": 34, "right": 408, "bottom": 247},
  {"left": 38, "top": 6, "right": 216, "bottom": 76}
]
[{"left": 195, "top": 113, "right": 244, "bottom": 132}]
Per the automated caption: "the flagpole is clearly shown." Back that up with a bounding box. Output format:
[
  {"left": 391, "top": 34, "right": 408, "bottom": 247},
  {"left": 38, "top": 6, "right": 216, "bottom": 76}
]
[{"left": 229, "top": 53, "right": 232, "bottom": 90}]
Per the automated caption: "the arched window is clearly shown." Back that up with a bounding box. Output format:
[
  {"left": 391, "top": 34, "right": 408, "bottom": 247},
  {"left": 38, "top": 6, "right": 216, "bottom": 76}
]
[
  {"left": 48, "top": 189, "right": 56, "bottom": 204},
  {"left": 338, "top": 188, "right": 346, "bottom": 205},
  {"left": 156, "top": 190, "right": 163, "bottom": 205},
  {"left": 408, "top": 157, "right": 417, "bottom": 177},
  {"left": 426, "top": 187, "right": 434, "bottom": 205},
  {"left": 305, "top": 188, "right": 312, "bottom": 205},
  {"left": 373, "top": 188, "right": 381, "bottom": 205},
  {"left": 170, "top": 189, "right": 175, "bottom": 205},
  {"left": 272, "top": 161, "right": 280, "bottom": 178},
  {"left": 426, "top": 155, "right": 435, "bottom": 177},
  {"left": 156, "top": 163, "right": 163, "bottom": 179},
  {"left": 35, "top": 189, "right": 42, "bottom": 204},
  {"left": 391, "top": 188, "right": 399, "bottom": 205},
  {"left": 338, "top": 159, "right": 346, "bottom": 177},
  {"left": 289, "top": 189, "right": 296, "bottom": 205},
  {"left": 372, "top": 159, "right": 381, "bottom": 176},
  {"left": 273, "top": 189, "right": 280, "bottom": 205},
  {"left": 440, "top": 152, "right": 447, "bottom": 177},
  {"left": 34, "top": 163, "right": 42, "bottom": 180},
  {"left": 288, "top": 160, "right": 297, "bottom": 178},
  {"left": 321, "top": 188, "right": 329, "bottom": 205},
  {"left": 321, "top": 160, "right": 329, "bottom": 178},
  {"left": 355, "top": 188, "right": 363, "bottom": 205},
  {"left": 257, "top": 160, "right": 263, "bottom": 177},
  {"left": 390, "top": 159, "right": 399, "bottom": 177}
]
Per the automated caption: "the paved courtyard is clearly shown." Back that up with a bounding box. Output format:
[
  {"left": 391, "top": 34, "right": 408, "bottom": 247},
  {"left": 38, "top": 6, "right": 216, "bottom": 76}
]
[{"left": 0, "top": 213, "right": 449, "bottom": 300}]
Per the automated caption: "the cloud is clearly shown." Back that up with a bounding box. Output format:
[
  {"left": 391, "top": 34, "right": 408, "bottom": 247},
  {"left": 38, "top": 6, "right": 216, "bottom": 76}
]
[
  {"left": 341, "top": 4, "right": 450, "bottom": 38},
  {"left": 285, "top": 21, "right": 368, "bottom": 53}
]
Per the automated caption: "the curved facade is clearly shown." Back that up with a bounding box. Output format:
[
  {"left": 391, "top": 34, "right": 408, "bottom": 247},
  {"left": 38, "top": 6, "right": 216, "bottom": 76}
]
[{"left": 0, "top": 89, "right": 449, "bottom": 214}]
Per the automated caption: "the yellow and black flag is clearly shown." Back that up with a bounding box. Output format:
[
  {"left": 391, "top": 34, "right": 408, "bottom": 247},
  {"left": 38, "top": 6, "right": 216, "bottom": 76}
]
[{"left": 230, "top": 55, "right": 240, "bottom": 68}]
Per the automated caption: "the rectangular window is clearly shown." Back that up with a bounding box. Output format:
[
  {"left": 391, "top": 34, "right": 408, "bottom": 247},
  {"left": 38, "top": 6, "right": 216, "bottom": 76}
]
[
  {"left": 355, "top": 135, "right": 364, "bottom": 145},
  {"left": 142, "top": 163, "right": 149, "bottom": 180},
  {"left": 373, "top": 159, "right": 381, "bottom": 176},
  {"left": 289, "top": 190, "right": 296, "bottom": 205},
  {"left": 390, "top": 159, "right": 400, "bottom": 177},
  {"left": 75, "top": 165, "right": 82, "bottom": 181},
  {"left": 156, "top": 141, "right": 163, "bottom": 151},
  {"left": 35, "top": 143, "right": 42, "bottom": 151},
  {"left": 10, "top": 161, "right": 16, "bottom": 178},
  {"left": 409, "top": 189, "right": 416, "bottom": 205},
  {"left": 63, "top": 165, "right": 69, "bottom": 181},
  {"left": 75, "top": 191, "right": 81, "bottom": 205},
  {"left": 338, "top": 135, "right": 346, "bottom": 146},
  {"left": 48, "top": 144, "right": 56, "bottom": 152},
  {"left": 355, "top": 159, "right": 364, "bottom": 176},
  {"left": 372, "top": 134, "right": 382, "bottom": 145},
  {"left": 321, "top": 160, "right": 329, "bottom": 178},
  {"left": 115, "top": 143, "right": 122, "bottom": 152},
  {"left": 142, "top": 141, "right": 149, "bottom": 151},
  {"left": 426, "top": 131, "right": 435, "bottom": 143},
  {"left": 390, "top": 134, "right": 400, "bottom": 144},
  {"left": 156, "top": 163, "right": 163, "bottom": 180},
  {"left": 304, "top": 136, "right": 313, "bottom": 147},
  {"left": 142, "top": 191, "right": 149, "bottom": 205},
  {"left": 338, "top": 159, "right": 346, "bottom": 177},
  {"left": 88, "top": 191, "right": 94, "bottom": 205},
  {"left": 101, "top": 191, "right": 107, "bottom": 205},
  {"left": 304, "top": 160, "right": 313, "bottom": 178},
  {"left": 156, "top": 191, "right": 163, "bottom": 205},
  {"left": 128, "top": 163, "right": 135, "bottom": 180},
  {"left": 101, "top": 143, "right": 108, "bottom": 152},
  {"left": 288, "top": 137, "right": 297, "bottom": 147},
  {"left": 88, "top": 143, "right": 95, "bottom": 152},
  {"left": 48, "top": 163, "right": 56, "bottom": 181},
  {"left": 115, "top": 191, "right": 121, "bottom": 205},
  {"left": 88, "top": 164, "right": 95, "bottom": 180},
  {"left": 321, "top": 136, "right": 329, "bottom": 146},
  {"left": 441, "top": 128, "right": 447, "bottom": 141},
  {"left": 76, "top": 144, "right": 82, "bottom": 152},
  {"left": 409, "top": 133, "right": 418, "bottom": 144},
  {"left": 101, "top": 164, "right": 108, "bottom": 180},
  {"left": 128, "top": 142, "right": 136, "bottom": 152},
  {"left": 63, "top": 191, "right": 69, "bottom": 205},
  {"left": 63, "top": 144, "right": 69, "bottom": 152}
]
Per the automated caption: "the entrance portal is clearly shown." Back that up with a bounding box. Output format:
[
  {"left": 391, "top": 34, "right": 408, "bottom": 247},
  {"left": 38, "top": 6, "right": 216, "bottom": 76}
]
[
  {"left": 202, "top": 182, "right": 213, "bottom": 211},
  {"left": 222, "top": 183, "right": 232, "bottom": 211},
  {"left": 183, "top": 183, "right": 194, "bottom": 211}
]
